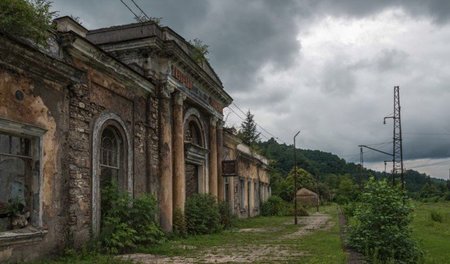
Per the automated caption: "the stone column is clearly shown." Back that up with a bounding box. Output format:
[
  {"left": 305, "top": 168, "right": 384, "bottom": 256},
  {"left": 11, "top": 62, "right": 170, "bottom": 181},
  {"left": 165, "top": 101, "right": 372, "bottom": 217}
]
[
  {"left": 209, "top": 117, "right": 218, "bottom": 197},
  {"left": 173, "top": 92, "right": 186, "bottom": 212},
  {"left": 159, "top": 83, "right": 174, "bottom": 232},
  {"left": 217, "top": 121, "right": 224, "bottom": 201}
]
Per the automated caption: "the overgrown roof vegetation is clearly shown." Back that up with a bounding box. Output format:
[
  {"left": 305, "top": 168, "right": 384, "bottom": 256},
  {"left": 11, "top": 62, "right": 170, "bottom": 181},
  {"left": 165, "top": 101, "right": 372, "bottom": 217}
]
[
  {"left": 0, "top": 0, "right": 55, "bottom": 46},
  {"left": 189, "top": 38, "right": 209, "bottom": 64}
]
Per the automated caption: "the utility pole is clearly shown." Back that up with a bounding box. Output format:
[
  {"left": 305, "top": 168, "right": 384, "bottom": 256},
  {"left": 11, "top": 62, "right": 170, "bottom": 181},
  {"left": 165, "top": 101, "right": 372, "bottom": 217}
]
[
  {"left": 293, "top": 130, "right": 301, "bottom": 225},
  {"left": 359, "top": 146, "right": 364, "bottom": 188},
  {"left": 384, "top": 86, "right": 404, "bottom": 189}
]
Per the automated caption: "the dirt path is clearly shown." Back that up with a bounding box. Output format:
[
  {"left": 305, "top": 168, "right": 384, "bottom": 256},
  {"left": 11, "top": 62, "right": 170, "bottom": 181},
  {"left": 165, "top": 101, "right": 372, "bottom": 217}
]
[
  {"left": 337, "top": 208, "right": 365, "bottom": 264},
  {"left": 120, "top": 213, "right": 331, "bottom": 264}
]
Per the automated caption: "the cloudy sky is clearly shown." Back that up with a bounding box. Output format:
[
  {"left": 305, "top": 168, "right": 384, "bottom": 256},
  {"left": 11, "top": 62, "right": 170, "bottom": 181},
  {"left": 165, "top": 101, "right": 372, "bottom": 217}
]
[{"left": 52, "top": 0, "right": 450, "bottom": 180}]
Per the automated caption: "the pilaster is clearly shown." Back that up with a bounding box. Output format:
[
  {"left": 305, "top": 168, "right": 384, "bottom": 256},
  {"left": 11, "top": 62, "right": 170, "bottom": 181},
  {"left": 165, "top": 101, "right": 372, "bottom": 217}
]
[
  {"left": 217, "top": 120, "right": 224, "bottom": 201},
  {"left": 173, "top": 92, "right": 186, "bottom": 212},
  {"left": 159, "top": 83, "right": 175, "bottom": 232},
  {"left": 209, "top": 116, "right": 218, "bottom": 197}
]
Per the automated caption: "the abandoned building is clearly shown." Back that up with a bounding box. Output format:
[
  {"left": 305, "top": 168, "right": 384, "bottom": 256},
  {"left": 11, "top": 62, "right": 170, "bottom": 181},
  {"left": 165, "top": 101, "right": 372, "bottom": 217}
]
[
  {"left": 223, "top": 129, "right": 270, "bottom": 218},
  {"left": 0, "top": 16, "right": 270, "bottom": 262}
]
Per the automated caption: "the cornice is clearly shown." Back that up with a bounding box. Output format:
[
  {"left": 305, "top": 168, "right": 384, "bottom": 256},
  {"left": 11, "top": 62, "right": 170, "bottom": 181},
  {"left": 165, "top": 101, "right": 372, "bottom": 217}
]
[
  {"left": 0, "top": 33, "right": 83, "bottom": 85},
  {"left": 164, "top": 41, "right": 233, "bottom": 107},
  {"left": 60, "top": 32, "right": 156, "bottom": 95}
]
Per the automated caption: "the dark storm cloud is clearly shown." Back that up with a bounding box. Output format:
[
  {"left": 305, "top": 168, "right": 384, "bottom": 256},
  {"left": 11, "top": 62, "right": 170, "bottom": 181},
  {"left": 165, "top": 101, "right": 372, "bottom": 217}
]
[
  {"left": 52, "top": 1, "right": 450, "bottom": 178},
  {"left": 318, "top": 0, "right": 450, "bottom": 23},
  {"left": 52, "top": 0, "right": 450, "bottom": 94}
]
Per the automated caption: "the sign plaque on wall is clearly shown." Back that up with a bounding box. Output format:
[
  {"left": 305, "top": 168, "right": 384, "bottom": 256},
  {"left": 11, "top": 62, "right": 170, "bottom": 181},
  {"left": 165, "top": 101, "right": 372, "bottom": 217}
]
[{"left": 222, "top": 160, "right": 237, "bottom": 176}]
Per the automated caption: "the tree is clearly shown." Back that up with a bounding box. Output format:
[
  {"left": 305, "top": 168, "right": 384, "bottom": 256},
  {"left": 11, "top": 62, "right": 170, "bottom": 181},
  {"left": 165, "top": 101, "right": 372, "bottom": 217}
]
[
  {"left": 238, "top": 110, "right": 260, "bottom": 146},
  {"left": 335, "top": 174, "right": 359, "bottom": 204},
  {"left": 0, "top": 0, "right": 55, "bottom": 46},
  {"left": 277, "top": 168, "right": 315, "bottom": 202}
]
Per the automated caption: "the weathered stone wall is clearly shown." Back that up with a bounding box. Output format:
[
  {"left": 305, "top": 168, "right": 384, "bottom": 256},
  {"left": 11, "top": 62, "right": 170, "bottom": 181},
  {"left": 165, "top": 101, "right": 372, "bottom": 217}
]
[
  {"left": 0, "top": 67, "right": 70, "bottom": 262},
  {"left": 66, "top": 59, "right": 159, "bottom": 246}
]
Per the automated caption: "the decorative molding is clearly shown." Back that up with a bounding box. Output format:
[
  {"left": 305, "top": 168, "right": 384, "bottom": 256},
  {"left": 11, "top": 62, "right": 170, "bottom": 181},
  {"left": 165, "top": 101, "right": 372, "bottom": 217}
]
[
  {"left": 60, "top": 32, "right": 155, "bottom": 95},
  {"left": 160, "top": 80, "right": 176, "bottom": 99},
  {"left": 174, "top": 92, "right": 187, "bottom": 106},
  {"left": 210, "top": 116, "right": 218, "bottom": 127}
]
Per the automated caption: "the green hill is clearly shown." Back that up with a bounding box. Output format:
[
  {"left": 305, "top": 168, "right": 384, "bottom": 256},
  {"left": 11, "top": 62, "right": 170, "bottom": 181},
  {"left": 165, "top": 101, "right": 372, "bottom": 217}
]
[{"left": 256, "top": 138, "right": 448, "bottom": 200}]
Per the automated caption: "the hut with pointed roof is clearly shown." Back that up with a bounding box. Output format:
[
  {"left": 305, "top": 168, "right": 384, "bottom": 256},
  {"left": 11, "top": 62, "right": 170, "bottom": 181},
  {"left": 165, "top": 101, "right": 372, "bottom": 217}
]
[{"left": 296, "top": 188, "right": 319, "bottom": 208}]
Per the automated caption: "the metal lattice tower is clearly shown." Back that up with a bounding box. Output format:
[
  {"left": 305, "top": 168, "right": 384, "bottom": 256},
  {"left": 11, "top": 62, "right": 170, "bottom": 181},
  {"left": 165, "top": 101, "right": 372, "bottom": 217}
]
[
  {"left": 384, "top": 86, "right": 404, "bottom": 189},
  {"left": 392, "top": 86, "right": 404, "bottom": 188}
]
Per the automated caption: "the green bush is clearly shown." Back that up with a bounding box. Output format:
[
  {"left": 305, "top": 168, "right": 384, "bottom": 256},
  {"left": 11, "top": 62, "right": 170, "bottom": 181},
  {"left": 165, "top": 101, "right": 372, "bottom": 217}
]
[
  {"left": 185, "top": 194, "right": 221, "bottom": 235},
  {"left": 430, "top": 210, "right": 443, "bottom": 223},
  {"left": 342, "top": 202, "right": 359, "bottom": 218},
  {"left": 261, "top": 196, "right": 289, "bottom": 216},
  {"left": 348, "top": 178, "right": 423, "bottom": 264},
  {"left": 0, "top": 0, "right": 55, "bottom": 46},
  {"left": 218, "top": 201, "right": 236, "bottom": 229},
  {"left": 173, "top": 208, "right": 187, "bottom": 237},
  {"left": 99, "top": 183, "right": 164, "bottom": 254},
  {"left": 444, "top": 192, "right": 450, "bottom": 201}
]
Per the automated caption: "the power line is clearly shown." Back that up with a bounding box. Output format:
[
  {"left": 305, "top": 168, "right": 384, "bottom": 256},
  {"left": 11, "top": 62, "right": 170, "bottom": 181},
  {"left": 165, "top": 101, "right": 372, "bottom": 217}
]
[
  {"left": 120, "top": 0, "right": 142, "bottom": 22},
  {"left": 230, "top": 102, "right": 283, "bottom": 142},
  {"left": 225, "top": 107, "right": 271, "bottom": 140},
  {"left": 129, "top": 0, "right": 151, "bottom": 20},
  {"left": 224, "top": 106, "right": 277, "bottom": 142}
]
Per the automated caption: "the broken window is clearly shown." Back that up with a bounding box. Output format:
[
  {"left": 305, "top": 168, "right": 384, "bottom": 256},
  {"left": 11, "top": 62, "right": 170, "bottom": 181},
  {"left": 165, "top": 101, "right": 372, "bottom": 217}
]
[{"left": 0, "top": 132, "right": 39, "bottom": 231}]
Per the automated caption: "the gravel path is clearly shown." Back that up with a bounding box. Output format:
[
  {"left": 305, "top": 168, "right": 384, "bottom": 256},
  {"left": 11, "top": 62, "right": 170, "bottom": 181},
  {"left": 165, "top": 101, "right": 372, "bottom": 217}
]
[{"left": 120, "top": 213, "right": 332, "bottom": 264}]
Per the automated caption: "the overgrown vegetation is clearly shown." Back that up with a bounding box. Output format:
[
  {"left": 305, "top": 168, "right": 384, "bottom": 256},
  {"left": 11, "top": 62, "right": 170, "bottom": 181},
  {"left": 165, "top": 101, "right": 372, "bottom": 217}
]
[
  {"left": 218, "top": 201, "right": 236, "bottom": 229},
  {"left": 256, "top": 137, "right": 449, "bottom": 204},
  {"left": 185, "top": 193, "right": 221, "bottom": 235},
  {"left": 99, "top": 182, "right": 165, "bottom": 254},
  {"left": 261, "top": 195, "right": 309, "bottom": 217},
  {"left": 0, "top": 0, "right": 55, "bottom": 46},
  {"left": 412, "top": 202, "right": 450, "bottom": 264},
  {"left": 136, "top": 205, "right": 345, "bottom": 263},
  {"left": 347, "top": 179, "right": 423, "bottom": 263},
  {"left": 189, "top": 38, "right": 209, "bottom": 64}
]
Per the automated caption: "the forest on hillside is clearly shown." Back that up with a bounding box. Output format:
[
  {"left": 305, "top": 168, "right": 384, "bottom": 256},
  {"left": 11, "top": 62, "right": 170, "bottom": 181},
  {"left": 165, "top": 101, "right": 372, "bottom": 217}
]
[{"left": 256, "top": 138, "right": 450, "bottom": 202}]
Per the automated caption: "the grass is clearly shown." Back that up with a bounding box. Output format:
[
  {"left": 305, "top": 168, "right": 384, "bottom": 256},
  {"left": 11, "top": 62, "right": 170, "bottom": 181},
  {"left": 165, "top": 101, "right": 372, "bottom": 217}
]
[
  {"left": 31, "top": 251, "right": 133, "bottom": 264},
  {"left": 282, "top": 205, "right": 346, "bottom": 264},
  {"left": 140, "top": 204, "right": 346, "bottom": 263},
  {"left": 411, "top": 201, "right": 450, "bottom": 264},
  {"left": 32, "top": 205, "right": 346, "bottom": 263}
]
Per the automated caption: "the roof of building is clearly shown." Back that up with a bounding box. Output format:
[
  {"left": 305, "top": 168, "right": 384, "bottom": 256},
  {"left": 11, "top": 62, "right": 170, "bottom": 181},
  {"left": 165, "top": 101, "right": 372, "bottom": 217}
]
[{"left": 296, "top": 188, "right": 318, "bottom": 197}]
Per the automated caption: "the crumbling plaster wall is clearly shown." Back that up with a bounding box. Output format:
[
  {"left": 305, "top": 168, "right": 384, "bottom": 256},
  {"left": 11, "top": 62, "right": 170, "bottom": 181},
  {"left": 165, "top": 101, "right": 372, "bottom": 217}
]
[{"left": 0, "top": 68, "right": 69, "bottom": 261}]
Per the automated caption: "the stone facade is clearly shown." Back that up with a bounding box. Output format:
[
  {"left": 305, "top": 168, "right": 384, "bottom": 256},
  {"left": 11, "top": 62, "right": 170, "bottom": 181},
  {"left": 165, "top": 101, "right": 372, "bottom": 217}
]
[
  {"left": 0, "top": 16, "right": 270, "bottom": 262},
  {"left": 222, "top": 130, "right": 271, "bottom": 218}
]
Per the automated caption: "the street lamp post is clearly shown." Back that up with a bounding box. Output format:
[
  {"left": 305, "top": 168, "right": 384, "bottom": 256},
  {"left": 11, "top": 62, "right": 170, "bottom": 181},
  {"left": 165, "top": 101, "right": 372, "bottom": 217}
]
[{"left": 293, "top": 130, "right": 301, "bottom": 225}]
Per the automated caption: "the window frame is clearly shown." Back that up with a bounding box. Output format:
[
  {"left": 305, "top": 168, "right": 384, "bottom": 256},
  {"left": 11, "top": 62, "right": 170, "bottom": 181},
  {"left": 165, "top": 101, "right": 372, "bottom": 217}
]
[
  {"left": 0, "top": 117, "right": 46, "bottom": 230},
  {"left": 91, "top": 113, "right": 133, "bottom": 236}
]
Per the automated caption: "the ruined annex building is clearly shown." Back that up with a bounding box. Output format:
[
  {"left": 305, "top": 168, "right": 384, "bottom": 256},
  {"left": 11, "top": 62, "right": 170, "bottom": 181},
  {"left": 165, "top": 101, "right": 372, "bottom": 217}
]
[{"left": 0, "top": 17, "right": 270, "bottom": 261}]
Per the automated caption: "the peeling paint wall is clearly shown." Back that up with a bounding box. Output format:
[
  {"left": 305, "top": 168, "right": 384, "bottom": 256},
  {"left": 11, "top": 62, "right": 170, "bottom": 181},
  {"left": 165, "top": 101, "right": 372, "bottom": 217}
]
[{"left": 0, "top": 68, "right": 70, "bottom": 262}]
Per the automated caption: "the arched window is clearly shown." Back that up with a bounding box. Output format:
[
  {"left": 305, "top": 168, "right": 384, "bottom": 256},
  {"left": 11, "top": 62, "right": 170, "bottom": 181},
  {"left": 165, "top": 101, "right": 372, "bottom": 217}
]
[
  {"left": 99, "top": 126, "right": 123, "bottom": 189},
  {"left": 185, "top": 120, "right": 203, "bottom": 147}
]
